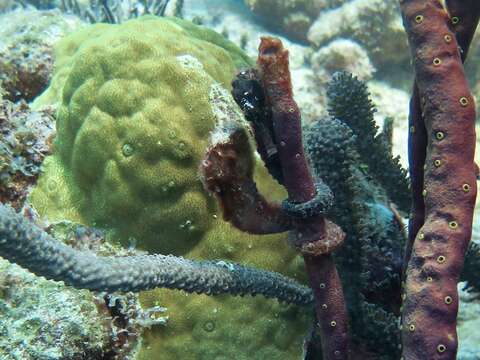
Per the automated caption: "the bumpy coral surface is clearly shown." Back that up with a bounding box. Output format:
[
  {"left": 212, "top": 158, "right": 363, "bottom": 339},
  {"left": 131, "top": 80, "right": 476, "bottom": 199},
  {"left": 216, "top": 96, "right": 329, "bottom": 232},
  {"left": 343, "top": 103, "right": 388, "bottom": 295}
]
[
  {"left": 31, "top": 15, "right": 253, "bottom": 253},
  {"left": 30, "top": 16, "right": 311, "bottom": 359}
]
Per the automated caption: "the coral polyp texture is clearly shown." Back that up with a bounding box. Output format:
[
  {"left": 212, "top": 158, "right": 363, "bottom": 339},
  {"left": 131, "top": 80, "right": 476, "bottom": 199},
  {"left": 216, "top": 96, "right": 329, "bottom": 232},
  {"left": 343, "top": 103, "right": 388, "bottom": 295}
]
[
  {"left": 28, "top": 16, "right": 312, "bottom": 360},
  {"left": 31, "top": 15, "right": 252, "bottom": 254},
  {"left": 326, "top": 71, "right": 410, "bottom": 213}
]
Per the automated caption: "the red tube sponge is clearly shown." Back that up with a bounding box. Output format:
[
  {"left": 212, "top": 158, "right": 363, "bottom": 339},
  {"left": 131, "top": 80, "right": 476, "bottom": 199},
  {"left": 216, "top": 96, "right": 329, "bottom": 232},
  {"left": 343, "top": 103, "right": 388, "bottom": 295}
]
[{"left": 400, "top": 1, "right": 477, "bottom": 358}]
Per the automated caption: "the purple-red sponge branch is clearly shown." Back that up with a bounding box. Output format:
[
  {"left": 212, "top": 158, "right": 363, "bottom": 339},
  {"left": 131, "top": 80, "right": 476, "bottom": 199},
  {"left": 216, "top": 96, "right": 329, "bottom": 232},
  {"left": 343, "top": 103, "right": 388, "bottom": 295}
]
[
  {"left": 445, "top": 0, "right": 480, "bottom": 61},
  {"left": 400, "top": 1, "right": 477, "bottom": 358},
  {"left": 404, "top": 0, "right": 479, "bottom": 275},
  {"left": 257, "top": 37, "right": 349, "bottom": 360},
  {"left": 404, "top": 84, "right": 427, "bottom": 275}
]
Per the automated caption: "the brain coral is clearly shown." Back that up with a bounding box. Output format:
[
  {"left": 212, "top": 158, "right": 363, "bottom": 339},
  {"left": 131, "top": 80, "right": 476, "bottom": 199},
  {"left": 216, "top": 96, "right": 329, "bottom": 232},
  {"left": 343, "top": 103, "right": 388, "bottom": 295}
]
[{"left": 30, "top": 16, "right": 310, "bottom": 359}]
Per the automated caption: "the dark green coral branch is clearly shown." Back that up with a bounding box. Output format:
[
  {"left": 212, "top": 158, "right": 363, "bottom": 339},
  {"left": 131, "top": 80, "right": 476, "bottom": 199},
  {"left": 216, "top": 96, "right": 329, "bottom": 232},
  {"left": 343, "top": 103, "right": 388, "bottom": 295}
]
[
  {"left": 327, "top": 71, "right": 410, "bottom": 213},
  {"left": 304, "top": 117, "right": 405, "bottom": 357},
  {"left": 0, "top": 204, "right": 313, "bottom": 306},
  {"left": 461, "top": 242, "right": 480, "bottom": 296}
]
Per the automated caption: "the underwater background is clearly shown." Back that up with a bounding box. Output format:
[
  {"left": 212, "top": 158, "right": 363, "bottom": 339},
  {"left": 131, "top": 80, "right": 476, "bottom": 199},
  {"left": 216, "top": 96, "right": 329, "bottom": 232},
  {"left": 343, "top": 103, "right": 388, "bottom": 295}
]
[{"left": 0, "top": 0, "right": 479, "bottom": 359}]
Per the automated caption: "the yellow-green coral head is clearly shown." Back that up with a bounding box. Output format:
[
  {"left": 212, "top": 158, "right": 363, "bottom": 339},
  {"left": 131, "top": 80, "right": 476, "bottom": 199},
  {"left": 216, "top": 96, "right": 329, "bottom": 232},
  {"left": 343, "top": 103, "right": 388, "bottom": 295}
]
[{"left": 31, "top": 16, "right": 253, "bottom": 254}]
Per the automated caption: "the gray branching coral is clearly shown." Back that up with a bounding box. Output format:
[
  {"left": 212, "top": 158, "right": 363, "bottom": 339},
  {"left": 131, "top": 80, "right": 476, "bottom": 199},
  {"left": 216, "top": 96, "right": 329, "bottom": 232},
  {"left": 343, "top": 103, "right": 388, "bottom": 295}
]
[{"left": 0, "top": 204, "right": 314, "bottom": 306}]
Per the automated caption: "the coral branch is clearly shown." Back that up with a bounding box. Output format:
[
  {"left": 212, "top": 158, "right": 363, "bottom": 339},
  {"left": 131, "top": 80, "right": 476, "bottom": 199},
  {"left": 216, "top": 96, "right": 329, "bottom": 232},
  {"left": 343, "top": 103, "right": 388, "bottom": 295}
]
[
  {"left": 400, "top": 1, "right": 477, "bottom": 358},
  {"left": 327, "top": 71, "right": 410, "bottom": 213},
  {"left": 257, "top": 37, "right": 349, "bottom": 360},
  {"left": 0, "top": 204, "right": 314, "bottom": 306}
]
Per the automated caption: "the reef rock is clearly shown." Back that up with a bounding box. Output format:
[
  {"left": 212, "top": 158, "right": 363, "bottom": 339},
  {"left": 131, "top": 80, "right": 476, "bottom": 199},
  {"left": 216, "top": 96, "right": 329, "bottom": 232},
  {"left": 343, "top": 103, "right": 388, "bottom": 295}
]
[
  {"left": 310, "top": 38, "right": 375, "bottom": 85},
  {"left": 307, "top": 0, "right": 410, "bottom": 78},
  {"left": 0, "top": 100, "right": 55, "bottom": 210},
  {"left": 0, "top": 258, "right": 110, "bottom": 359},
  {"left": 244, "top": 0, "right": 331, "bottom": 41},
  {"left": 0, "top": 9, "right": 83, "bottom": 102}
]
